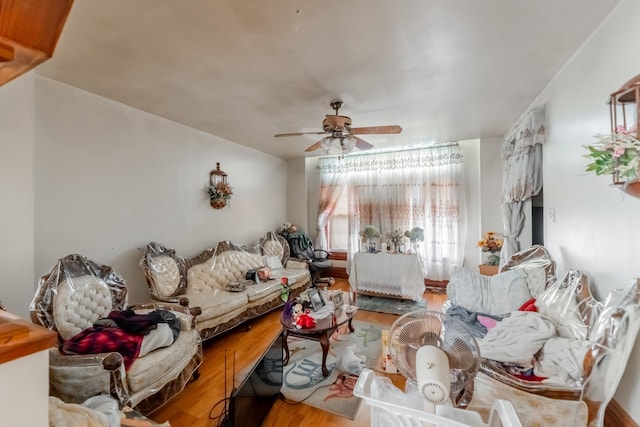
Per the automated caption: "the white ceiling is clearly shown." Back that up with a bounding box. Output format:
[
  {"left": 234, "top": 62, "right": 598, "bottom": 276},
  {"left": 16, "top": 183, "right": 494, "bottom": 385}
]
[{"left": 37, "top": 0, "right": 619, "bottom": 160}]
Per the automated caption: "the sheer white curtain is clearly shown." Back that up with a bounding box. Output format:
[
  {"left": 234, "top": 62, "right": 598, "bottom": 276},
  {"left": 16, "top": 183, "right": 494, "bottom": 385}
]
[
  {"left": 318, "top": 144, "right": 466, "bottom": 280},
  {"left": 316, "top": 157, "right": 348, "bottom": 250},
  {"left": 500, "top": 105, "right": 546, "bottom": 264}
]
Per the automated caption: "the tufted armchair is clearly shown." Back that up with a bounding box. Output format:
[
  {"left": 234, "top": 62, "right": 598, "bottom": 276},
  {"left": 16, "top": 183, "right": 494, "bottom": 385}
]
[{"left": 30, "top": 254, "right": 203, "bottom": 414}]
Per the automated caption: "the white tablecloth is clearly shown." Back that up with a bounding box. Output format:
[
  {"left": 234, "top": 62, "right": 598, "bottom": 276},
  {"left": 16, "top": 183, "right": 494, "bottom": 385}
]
[{"left": 349, "top": 252, "right": 426, "bottom": 301}]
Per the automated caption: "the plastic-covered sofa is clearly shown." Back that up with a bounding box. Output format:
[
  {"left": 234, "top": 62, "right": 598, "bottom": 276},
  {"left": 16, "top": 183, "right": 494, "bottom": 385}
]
[
  {"left": 141, "top": 231, "right": 311, "bottom": 341},
  {"left": 30, "top": 254, "right": 203, "bottom": 414},
  {"left": 446, "top": 246, "right": 640, "bottom": 427}
]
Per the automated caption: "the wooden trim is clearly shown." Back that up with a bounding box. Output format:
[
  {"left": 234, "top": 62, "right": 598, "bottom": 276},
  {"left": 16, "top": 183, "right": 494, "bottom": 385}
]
[
  {"left": 605, "top": 399, "right": 639, "bottom": 427},
  {"left": 425, "top": 279, "right": 448, "bottom": 288},
  {"left": 0, "top": 310, "right": 57, "bottom": 364},
  {"left": 327, "top": 251, "right": 347, "bottom": 261},
  {"left": 325, "top": 266, "right": 348, "bottom": 279}
]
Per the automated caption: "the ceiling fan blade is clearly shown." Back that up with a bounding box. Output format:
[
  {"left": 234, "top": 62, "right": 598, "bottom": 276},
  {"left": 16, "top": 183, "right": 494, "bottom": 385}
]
[
  {"left": 274, "top": 131, "right": 327, "bottom": 138},
  {"left": 350, "top": 125, "right": 403, "bottom": 135},
  {"left": 354, "top": 136, "right": 374, "bottom": 151},
  {"left": 305, "top": 139, "right": 324, "bottom": 152}
]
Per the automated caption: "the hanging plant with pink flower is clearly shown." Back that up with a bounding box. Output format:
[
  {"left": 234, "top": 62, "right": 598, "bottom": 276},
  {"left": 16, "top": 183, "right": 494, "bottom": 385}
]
[{"left": 585, "top": 125, "right": 640, "bottom": 181}]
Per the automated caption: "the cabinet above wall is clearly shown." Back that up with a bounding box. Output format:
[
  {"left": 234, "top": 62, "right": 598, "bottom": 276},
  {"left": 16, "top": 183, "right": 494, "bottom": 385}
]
[{"left": 0, "top": 0, "right": 74, "bottom": 87}]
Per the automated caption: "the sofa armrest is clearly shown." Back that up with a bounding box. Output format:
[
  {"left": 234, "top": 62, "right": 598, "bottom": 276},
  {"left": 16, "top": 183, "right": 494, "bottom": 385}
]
[
  {"left": 128, "top": 302, "right": 201, "bottom": 331},
  {"left": 49, "top": 349, "right": 129, "bottom": 404}
]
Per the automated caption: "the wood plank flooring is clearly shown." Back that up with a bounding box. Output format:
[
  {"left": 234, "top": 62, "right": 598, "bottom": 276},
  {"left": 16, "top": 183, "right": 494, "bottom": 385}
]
[{"left": 149, "top": 279, "right": 446, "bottom": 427}]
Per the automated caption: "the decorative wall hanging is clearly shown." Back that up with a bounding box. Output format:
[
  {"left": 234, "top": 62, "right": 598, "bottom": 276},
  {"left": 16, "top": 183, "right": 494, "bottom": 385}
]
[
  {"left": 206, "top": 163, "right": 232, "bottom": 209},
  {"left": 585, "top": 74, "right": 640, "bottom": 197}
]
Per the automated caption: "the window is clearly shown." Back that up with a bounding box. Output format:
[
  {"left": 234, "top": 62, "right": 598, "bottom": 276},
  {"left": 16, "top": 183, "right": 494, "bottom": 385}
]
[{"left": 317, "top": 144, "right": 466, "bottom": 281}]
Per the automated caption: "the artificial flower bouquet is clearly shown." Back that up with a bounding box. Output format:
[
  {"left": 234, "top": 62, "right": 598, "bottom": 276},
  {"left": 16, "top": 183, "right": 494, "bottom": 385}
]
[
  {"left": 405, "top": 226, "right": 424, "bottom": 242},
  {"left": 385, "top": 229, "right": 409, "bottom": 252},
  {"left": 277, "top": 222, "right": 297, "bottom": 238},
  {"left": 359, "top": 225, "right": 381, "bottom": 242},
  {"left": 477, "top": 231, "right": 503, "bottom": 253}
]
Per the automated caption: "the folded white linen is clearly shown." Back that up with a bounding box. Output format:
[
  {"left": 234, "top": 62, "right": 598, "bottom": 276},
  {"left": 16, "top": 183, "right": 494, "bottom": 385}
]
[
  {"left": 534, "top": 336, "right": 590, "bottom": 385},
  {"left": 479, "top": 311, "right": 556, "bottom": 366}
]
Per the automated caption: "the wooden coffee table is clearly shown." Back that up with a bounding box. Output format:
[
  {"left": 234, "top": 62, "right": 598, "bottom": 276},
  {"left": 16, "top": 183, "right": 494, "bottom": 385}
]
[{"left": 280, "top": 307, "right": 356, "bottom": 377}]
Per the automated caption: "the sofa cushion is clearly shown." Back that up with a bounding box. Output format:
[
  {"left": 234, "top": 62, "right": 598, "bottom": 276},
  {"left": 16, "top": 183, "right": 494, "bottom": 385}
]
[
  {"left": 127, "top": 328, "right": 199, "bottom": 393},
  {"left": 263, "top": 254, "right": 284, "bottom": 270},
  {"left": 54, "top": 275, "right": 114, "bottom": 341},
  {"left": 187, "top": 250, "right": 264, "bottom": 293},
  {"left": 271, "top": 268, "right": 310, "bottom": 285},
  {"left": 245, "top": 282, "right": 282, "bottom": 302},
  {"left": 446, "top": 267, "right": 531, "bottom": 316},
  {"left": 186, "top": 288, "right": 248, "bottom": 321},
  {"left": 147, "top": 255, "right": 181, "bottom": 297}
]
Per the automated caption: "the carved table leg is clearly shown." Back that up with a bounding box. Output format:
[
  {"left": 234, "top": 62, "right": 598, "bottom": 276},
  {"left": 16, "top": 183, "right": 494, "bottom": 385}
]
[
  {"left": 282, "top": 329, "right": 290, "bottom": 366},
  {"left": 320, "top": 331, "right": 330, "bottom": 376}
]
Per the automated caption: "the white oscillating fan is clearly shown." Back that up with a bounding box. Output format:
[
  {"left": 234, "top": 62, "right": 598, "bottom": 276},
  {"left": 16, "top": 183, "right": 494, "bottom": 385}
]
[
  {"left": 389, "top": 310, "right": 479, "bottom": 412},
  {"left": 354, "top": 310, "right": 522, "bottom": 427}
]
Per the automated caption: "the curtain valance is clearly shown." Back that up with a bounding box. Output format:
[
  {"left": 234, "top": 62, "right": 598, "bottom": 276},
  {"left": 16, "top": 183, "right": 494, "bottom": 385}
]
[{"left": 317, "top": 145, "right": 463, "bottom": 174}]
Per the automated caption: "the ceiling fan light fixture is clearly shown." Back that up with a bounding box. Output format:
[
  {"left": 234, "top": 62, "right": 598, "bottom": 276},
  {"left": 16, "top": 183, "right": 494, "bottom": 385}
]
[
  {"left": 342, "top": 135, "right": 356, "bottom": 152},
  {"left": 322, "top": 135, "right": 357, "bottom": 157},
  {"left": 321, "top": 136, "right": 335, "bottom": 152}
]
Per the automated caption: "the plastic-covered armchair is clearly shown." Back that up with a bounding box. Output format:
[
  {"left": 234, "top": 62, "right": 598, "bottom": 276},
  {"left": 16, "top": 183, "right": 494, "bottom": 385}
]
[{"left": 30, "top": 254, "right": 203, "bottom": 414}]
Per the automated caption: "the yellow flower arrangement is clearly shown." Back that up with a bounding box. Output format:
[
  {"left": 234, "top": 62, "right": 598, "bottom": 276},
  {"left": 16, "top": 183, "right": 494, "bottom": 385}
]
[{"left": 477, "top": 231, "right": 503, "bottom": 253}]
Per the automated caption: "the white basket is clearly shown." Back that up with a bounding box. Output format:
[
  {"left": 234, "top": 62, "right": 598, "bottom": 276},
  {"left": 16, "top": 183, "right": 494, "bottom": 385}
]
[{"left": 354, "top": 369, "right": 522, "bottom": 427}]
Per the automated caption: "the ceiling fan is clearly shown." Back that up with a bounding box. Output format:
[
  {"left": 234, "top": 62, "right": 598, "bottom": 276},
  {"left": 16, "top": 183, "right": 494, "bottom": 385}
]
[{"left": 274, "top": 100, "right": 402, "bottom": 155}]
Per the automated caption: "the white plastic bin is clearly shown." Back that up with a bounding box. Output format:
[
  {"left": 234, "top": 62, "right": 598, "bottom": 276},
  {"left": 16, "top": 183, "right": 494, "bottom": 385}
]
[{"left": 354, "top": 368, "right": 522, "bottom": 427}]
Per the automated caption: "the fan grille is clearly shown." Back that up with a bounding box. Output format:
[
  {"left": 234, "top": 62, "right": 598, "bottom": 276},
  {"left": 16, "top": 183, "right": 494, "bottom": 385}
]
[{"left": 389, "top": 310, "right": 480, "bottom": 404}]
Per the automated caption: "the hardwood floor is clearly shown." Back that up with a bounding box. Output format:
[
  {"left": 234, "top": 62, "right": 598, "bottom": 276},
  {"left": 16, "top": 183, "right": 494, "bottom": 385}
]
[{"left": 149, "top": 279, "right": 446, "bottom": 427}]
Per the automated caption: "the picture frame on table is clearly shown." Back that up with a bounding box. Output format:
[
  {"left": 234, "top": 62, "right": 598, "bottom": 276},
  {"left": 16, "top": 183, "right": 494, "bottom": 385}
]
[
  {"left": 331, "top": 291, "right": 344, "bottom": 309},
  {"left": 308, "top": 288, "right": 325, "bottom": 312}
]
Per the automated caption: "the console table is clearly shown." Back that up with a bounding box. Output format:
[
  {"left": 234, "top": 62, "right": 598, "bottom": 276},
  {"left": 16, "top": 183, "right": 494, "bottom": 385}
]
[{"left": 348, "top": 252, "right": 426, "bottom": 301}]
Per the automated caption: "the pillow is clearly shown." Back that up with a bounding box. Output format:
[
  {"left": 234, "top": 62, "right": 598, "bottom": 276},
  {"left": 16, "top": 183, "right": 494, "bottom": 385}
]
[
  {"left": 446, "top": 267, "right": 531, "bottom": 316},
  {"left": 263, "top": 254, "right": 284, "bottom": 270},
  {"left": 148, "top": 255, "right": 181, "bottom": 297},
  {"left": 520, "top": 265, "right": 548, "bottom": 299}
]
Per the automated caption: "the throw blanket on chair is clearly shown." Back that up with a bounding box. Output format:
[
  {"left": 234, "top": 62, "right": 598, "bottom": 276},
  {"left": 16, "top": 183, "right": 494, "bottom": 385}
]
[
  {"left": 61, "top": 309, "right": 180, "bottom": 370},
  {"left": 479, "top": 311, "right": 555, "bottom": 367}
]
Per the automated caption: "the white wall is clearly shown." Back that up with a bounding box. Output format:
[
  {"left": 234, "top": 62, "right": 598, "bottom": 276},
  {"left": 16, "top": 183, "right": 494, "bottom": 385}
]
[
  {"left": 32, "top": 77, "right": 288, "bottom": 305},
  {"left": 461, "top": 137, "right": 511, "bottom": 271},
  {"left": 286, "top": 158, "right": 310, "bottom": 234},
  {"left": 479, "top": 137, "right": 507, "bottom": 245},
  {"left": 460, "top": 140, "right": 481, "bottom": 268},
  {"left": 536, "top": 0, "right": 640, "bottom": 420},
  {"left": 0, "top": 72, "right": 36, "bottom": 318}
]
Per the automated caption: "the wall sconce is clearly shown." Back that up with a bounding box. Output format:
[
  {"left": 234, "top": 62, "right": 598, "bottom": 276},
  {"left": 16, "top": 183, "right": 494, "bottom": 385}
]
[
  {"left": 206, "top": 162, "right": 233, "bottom": 209},
  {"left": 0, "top": 0, "right": 74, "bottom": 86}
]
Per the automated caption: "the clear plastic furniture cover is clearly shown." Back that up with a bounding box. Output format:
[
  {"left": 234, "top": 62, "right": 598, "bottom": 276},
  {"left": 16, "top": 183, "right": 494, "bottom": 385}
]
[
  {"left": 479, "top": 246, "right": 640, "bottom": 427},
  {"left": 30, "top": 253, "right": 203, "bottom": 414}
]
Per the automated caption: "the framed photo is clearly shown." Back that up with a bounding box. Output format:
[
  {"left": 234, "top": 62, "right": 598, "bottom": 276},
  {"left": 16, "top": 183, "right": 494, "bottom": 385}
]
[
  {"left": 331, "top": 291, "right": 344, "bottom": 309},
  {"left": 308, "top": 288, "right": 325, "bottom": 312}
]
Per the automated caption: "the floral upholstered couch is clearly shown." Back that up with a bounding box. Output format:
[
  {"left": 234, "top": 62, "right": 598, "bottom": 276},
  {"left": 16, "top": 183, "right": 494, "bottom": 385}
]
[{"left": 141, "top": 231, "right": 311, "bottom": 341}]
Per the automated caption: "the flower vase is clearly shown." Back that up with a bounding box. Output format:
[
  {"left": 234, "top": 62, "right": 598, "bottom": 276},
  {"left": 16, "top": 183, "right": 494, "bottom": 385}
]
[
  {"left": 210, "top": 198, "right": 227, "bottom": 209},
  {"left": 368, "top": 241, "right": 377, "bottom": 253},
  {"left": 482, "top": 250, "right": 500, "bottom": 266}
]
